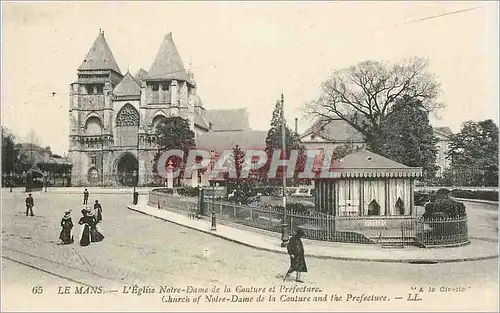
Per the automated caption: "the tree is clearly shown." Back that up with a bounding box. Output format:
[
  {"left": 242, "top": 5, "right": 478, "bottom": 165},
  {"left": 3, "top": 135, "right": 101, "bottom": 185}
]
[
  {"left": 378, "top": 96, "right": 438, "bottom": 179},
  {"left": 2, "top": 127, "right": 17, "bottom": 175},
  {"left": 263, "top": 99, "right": 306, "bottom": 185},
  {"left": 447, "top": 119, "right": 498, "bottom": 186},
  {"left": 153, "top": 116, "right": 196, "bottom": 185},
  {"left": 226, "top": 145, "right": 257, "bottom": 204},
  {"left": 304, "top": 57, "right": 442, "bottom": 154}
]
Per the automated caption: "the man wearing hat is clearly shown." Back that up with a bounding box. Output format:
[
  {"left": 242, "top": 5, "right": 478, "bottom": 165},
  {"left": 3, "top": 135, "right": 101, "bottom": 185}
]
[
  {"left": 94, "top": 200, "right": 103, "bottom": 223},
  {"left": 25, "top": 193, "right": 34, "bottom": 216},
  {"left": 59, "top": 210, "right": 74, "bottom": 244},
  {"left": 83, "top": 188, "right": 89, "bottom": 205}
]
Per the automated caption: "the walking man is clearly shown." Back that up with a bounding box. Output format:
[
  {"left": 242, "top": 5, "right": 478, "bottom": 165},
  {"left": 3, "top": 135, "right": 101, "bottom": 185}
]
[
  {"left": 83, "top": 188, "right": 89, "bottom": 205},
  {"left": 133, "top": 190, "right": 139, "bottom": 205},
  {"left": 94, "top": 200, "right": 103, "bottom": 223},
  {"left": 283, "top": 228, "right": 308, "bottom": 283},
  {"left": 25, "top": 193, "right": 34, "bottom": 217}
]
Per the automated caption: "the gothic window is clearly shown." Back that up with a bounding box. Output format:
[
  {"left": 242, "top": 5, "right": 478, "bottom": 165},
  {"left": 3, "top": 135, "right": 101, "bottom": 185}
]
[
  {"left": 85, "top": 116, "right": 103, "bottom": 135},
  {"left": 152, "top": 115, "right": 167, "bottom": 132},
  {"left": 116, "top": 104, "right": 139, "bottom": 127},
  {"left": 115, "top": 104, "right": 139, "bottom": 147}
]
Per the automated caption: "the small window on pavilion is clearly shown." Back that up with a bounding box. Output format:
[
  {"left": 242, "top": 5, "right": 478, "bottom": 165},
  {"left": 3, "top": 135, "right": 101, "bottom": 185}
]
[
  {"left": 96, "top": 85, "right": 104, "bottom": 94},
  {"left": 162, "top": 84, "right": 169, "bottom": 91},
  {"left": 90, "top": 156, "right": 97, "bottom": 165},
  {"left": 368, "top": 199, "right": 380, "bottom": 216},
  {"left": 86, "top": 85, "right": 93, "bottom": 94},
  {"left": 152, "top": 84, "right": 159, "bottom": 91}
]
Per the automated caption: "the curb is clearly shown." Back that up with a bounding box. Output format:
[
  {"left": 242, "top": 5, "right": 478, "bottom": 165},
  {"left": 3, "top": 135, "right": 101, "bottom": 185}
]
[{"left": 127, "top": 205, "right": 499, "bottom": 264}]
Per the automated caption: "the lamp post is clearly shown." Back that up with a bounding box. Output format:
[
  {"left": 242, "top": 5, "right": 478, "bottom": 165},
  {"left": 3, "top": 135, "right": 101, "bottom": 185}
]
[
  {"left": 210, "top": 181, "right": 217, "bottom": 231},
  {"left": 9, "top": 172, "right": 13, "bottom": 193},
  {"left": 280, "top": 92, "right": 289, "bottom": 247},
  {"left": 44, "top": 171, "right": 48, "bottom": 192},
  {"left": 132, "top": 170, "right": 137, "bottom": 192},
  {"left": 23, "top": 171, "right": 28, "bottom": 193}
]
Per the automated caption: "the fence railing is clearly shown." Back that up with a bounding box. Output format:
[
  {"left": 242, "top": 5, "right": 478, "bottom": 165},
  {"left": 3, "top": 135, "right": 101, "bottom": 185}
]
[
  {"left": 415, "top": 216, "right": 469, "bottom": 247},
  {"left": 149, "top": 190, "right": 469, "bottom": 247}
]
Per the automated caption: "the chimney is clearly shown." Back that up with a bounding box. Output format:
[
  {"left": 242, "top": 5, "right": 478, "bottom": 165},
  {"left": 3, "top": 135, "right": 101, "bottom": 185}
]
[{"left": 295, "top": 118, "right": 298, "bottom": 135}]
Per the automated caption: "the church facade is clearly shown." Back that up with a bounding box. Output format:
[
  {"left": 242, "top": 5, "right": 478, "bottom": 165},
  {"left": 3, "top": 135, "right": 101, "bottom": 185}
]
[{"left": 68, "top": 30, "right": 221, "bottom": 186}]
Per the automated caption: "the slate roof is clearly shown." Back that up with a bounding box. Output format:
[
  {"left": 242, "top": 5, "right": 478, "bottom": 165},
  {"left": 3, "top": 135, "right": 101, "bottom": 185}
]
[
  {"left": 315, "top": 149, "right": 422, "bottom": 178},
  {"left": 113, "top": 72, "right": 141, "bottom": 96},
  {"left": 196, "top": 130, "right": 267, "bottom": 152},
  {"left": 194, "top": 114, "right": 210, "bottom": 130},
  {"left": 15, "top": 144, "right": 72, "bottom": 165},
  {"left": 15, "top": 143, "right": 46, "bottom": 152},
  {"left": 134, "top": 68, "right": 148, "bottom": 84},
  {"left": 145, "top": 32, "right": 188, "bottom": 81},
  {"left": 205, "top": 108, "right": 250, "bottom": 132},
  {"left": 79, "top": 32, "right": 122, "bottom": 74},
  {"left": 301, "top": 118, "right": 364, "bottom": 143},
  {"left": 434, "top": 127, "right": 453, "bottom": 137}
]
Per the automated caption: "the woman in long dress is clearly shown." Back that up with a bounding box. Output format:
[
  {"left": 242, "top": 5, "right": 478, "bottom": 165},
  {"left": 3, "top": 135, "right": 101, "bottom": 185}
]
[
  {"left": 283, "top": 228, "right": 308, "bottom": 283},
  {"left": 87, "top": 210, "right": 105, "bottom": 242},
  {"left": 78, "top": 209, "right": 92, "bottom": 246},
  {"left": 59, "top": 210, "right": 74, "bottom": 244}
]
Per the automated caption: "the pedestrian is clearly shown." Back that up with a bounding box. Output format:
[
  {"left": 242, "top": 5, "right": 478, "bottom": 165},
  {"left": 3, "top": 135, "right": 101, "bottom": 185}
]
[
  {"left": 25, "top": 193, "right": 34, "bottom": 216},
  {"left": 94, "top": 200, "right": 103, "bottom": 223},
  {"left": 133, "top": 190, "right": 139, "bottom": 205},
  {"left": 86, "top": 209, "right": 104, "bottom": 243},
  {"left": 78, "top": 208, "right": 92, "bottom": 246},
  {"left": 283, "top": 228, "right": 308, "bottom": 283},
  {"left": 83, "top": 188, "right": 89, "bottom": 205},
  {"left": 59, "top": 210, "right": 74, "bottom": 244}
]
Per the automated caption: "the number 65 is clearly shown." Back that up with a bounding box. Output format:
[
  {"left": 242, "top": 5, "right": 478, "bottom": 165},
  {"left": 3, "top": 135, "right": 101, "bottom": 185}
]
[{"left": 31, "top": 286, "right": 43, "bottom": 294}]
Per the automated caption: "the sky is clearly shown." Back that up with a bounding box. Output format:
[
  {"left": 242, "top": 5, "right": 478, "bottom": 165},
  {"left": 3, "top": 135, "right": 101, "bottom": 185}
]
[{"left": 1, "top": 1, "right": 498, "bottom": 155}]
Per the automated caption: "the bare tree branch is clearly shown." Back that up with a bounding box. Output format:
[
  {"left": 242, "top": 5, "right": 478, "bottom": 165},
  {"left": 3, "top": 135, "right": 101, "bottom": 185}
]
[{"left": 302, "top": 57, "right": 442, "bottom": 146}]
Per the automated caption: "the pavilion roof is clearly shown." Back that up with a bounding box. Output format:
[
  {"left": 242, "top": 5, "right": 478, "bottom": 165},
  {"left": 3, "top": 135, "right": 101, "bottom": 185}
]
[{"left": 315, "top": 149, "right": 422, "bottom": 178}]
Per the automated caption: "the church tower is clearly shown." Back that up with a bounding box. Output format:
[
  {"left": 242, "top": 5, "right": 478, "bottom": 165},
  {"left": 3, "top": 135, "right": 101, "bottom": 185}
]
[
  {"left": 137, "top": 32, "right": 196, "bottom": 184},
  {"left": 68, "top": 29, "right": 123, "bottom": 186},
  {"left": 69, "top": 30, "right": 206, "bottom": 187}
]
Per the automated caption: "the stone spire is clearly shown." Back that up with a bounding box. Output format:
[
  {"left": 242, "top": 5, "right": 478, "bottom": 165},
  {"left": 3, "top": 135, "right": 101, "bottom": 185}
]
[
  {"left": 145, "top": 32, "right": 188, "bottom": 81},
  {"left": 79, "top": 29, "right": 122, "bottom": 74},
  {"left": 187, "top": 58, "right": 196, "bottom": 87}
]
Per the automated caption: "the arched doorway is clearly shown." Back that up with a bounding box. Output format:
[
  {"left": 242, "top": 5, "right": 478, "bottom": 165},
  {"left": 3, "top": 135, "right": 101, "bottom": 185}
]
[{"left": 116, "top": 153, "right": 139, "bottom": 186}]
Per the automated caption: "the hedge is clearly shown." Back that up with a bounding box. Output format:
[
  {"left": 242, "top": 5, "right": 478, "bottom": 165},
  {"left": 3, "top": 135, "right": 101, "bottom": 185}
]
[
  {"left": 414, "top": 188, "right": 498, "bottom": 205},
  {"left": 176, "top": 186, "right": 200, "bottom": 197},
  {"left": 450, "top": 189, "right": 498, "bottom": 202},
  {"left": 423, "top": 198, "right": 466, "bottom": 219}
]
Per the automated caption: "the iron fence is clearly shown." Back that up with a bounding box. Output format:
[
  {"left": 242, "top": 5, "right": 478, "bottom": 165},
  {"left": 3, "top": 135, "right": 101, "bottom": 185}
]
[
  {"left": 415, "top": 216, "right": 469, "bottom": 247},
  {"left": 149, "top": 190, "right": 469, "bottom": 247}
]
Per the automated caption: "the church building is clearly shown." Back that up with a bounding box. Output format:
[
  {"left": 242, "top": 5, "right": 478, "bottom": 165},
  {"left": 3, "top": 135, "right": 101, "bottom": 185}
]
[{"left": 68, "top": 30, "right": 245, "bottom": 186}]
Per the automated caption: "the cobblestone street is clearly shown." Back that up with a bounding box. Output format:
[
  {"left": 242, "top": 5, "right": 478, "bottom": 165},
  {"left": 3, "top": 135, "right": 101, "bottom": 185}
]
[{"left": 2, "top": 191, "right": 498, "bottom": 311}]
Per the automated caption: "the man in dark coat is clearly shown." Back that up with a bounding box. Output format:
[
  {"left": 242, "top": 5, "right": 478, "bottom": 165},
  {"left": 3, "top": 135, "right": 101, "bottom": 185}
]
[
  {"left": 25, "top": 193, "right": 34, "bottom": 216},
  {"left": 283, "top": 228, "right": 307, "bottom": 283},
  {"left": 94, "top": 200, "right": 103, "bottom": 223},
  {"left": 133, "top": 190, "right": 139, "bottom": 205},
  {"left": 83, "top": 189, "right": 89, "bottom": 205}
]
